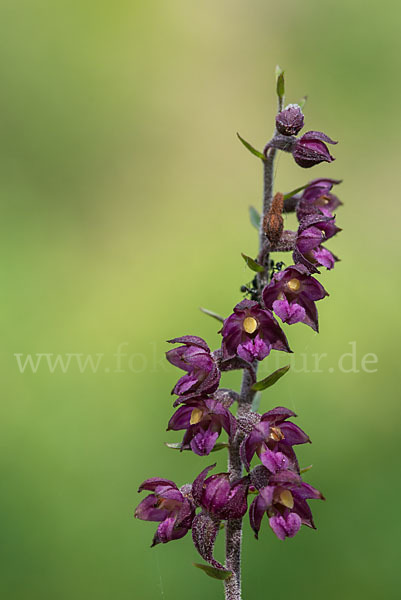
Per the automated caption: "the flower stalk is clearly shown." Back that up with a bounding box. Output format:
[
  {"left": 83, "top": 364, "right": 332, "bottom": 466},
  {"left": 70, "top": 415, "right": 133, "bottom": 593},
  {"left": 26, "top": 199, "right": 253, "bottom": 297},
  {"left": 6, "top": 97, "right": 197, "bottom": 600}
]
[{"left": 134, "top": 68, "right": 342, "bottom": 600}]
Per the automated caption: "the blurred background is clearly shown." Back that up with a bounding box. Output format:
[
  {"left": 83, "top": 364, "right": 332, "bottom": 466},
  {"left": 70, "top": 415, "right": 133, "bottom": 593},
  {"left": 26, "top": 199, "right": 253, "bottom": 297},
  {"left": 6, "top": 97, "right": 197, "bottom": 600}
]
[{"left": 1, "top": 0, "right": 400, "bottom": 598}]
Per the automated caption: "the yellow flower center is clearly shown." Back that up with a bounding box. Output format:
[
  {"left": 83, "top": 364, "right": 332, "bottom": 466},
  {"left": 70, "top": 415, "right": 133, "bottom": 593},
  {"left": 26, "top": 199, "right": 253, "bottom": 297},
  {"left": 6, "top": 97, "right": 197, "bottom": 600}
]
[
  {"left": 190, "top": 407, "right": 203, "bottom": 425},
  {"left": 243, "top": 316, "right": 258, "bottom": 334},
  {"left": 279, "top": 489, "right": 294, "bottom": 509},
  {"left": 269, "top": 426, "right": 285, "bottom": 442},
  {"left": 287, "top": 278, "right": 301, "bottom": 292}
]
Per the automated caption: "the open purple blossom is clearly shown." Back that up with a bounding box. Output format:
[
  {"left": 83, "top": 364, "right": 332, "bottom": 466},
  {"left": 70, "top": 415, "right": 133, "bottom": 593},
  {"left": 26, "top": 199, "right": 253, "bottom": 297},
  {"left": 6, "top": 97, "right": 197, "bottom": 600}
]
[
  {"left": 276, "top": 104, "right": 304, "bottom": 136},
  {"left": 294, "top": 214, "right": 341, "bottom": 273},
  {"left": 135, "top": 478, "right": 195, "bottom": 546},
  {"left": 167, "top": 395, "right": 236, "bottom": 456},
  {"left": 249, "top": 467, "right": 324, "bottom": 540},
  {"left": 166, "top": 335, "right": 220, "bottom": 397},
  {"left": 240, "top": 407, "right": 310, "bottom": 472},
  {"left": 296, "top": 178, "right": 342, "bottom": 221},
  {"left": 262, "top": 264, "right": 328, "bottom": 331},
  {"left": 292, "top": 131, "right": 337, "bottom": 168},
  {"left": 221, "top": 299, "right": 291, "bottom": 362},
  {"left": 192, "top": 464, "right": 249, "bottom": 520}
]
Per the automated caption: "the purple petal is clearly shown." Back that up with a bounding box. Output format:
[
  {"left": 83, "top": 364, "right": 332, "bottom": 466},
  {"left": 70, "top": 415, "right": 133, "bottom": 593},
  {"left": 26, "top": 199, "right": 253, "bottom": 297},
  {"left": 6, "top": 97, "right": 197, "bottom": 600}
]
[
  {"left": 313, "top": 246, "right": 336, "bottom": 269},
  {"left": 279, "top": 422, "right": 311, "bottom": 445},
  {"left": 192, "top": 464, "right": 216, "bottom": 505},
  {"left": 261, "top": 407, "right": 297, "bottom": 423},
  {"left": 238, "top": 336, "right": 271, "bottom": 362},
  {"left": 293, "top": 482, "right": 325, "bottom": 501},
  {"left": 224, "top": 480, "right": 249, "bottom": 519},
  {"left": 190, "top": 429, "right": 220, "bottom": 456},
  {"left": 273, "top": 297, "right": 306, "bottom": 325},
  {"left": 298, "top": 294, "right": 319, "bottom": 332},
  {"left": 298, "top": 276, "right": 328, "bottom": 301},
  {"left": 138, "top": 478, "right": 177, "bottom": 493},
  {"left": 167, "top": 405, "right": 195, "bottom": 431},
  {"left": 269, "top": 515, "right": 287, "bottom": 540},
  {"left": 135, "top": 495, "right": 168, "bottom": 522},
  {"left": 260, "top": 449, "right": 290, "bottom": 473},
  {"left": 300, "top": 131, "right": 338, "bottom": 145},
  {"left": 167, "top": 336, "right": 210, "bottom": 351},
  {"left": 292, "top": 497, "right": 315, "bottom": 528},
  {"left": 249, "top": 494, "right": 266, "bottom": 538},
  {"left": 270, "top": 469, "right": 302, "bottom": 486},
  {"left": 269, "top": 513, "right": 301, "bottom": 539},
  {"left": 297, "top": 226, "right": 324, "bottom": 253},
  {"left": 202, "top": 474, "right": 231, "bottom": 513}
]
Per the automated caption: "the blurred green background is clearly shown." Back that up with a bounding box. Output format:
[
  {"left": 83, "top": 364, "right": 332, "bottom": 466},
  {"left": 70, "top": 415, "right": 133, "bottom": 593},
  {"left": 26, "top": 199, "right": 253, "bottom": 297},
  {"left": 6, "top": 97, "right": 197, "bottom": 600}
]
[{"left": 1, "top": 0, "right": 400, "bottom": 598}]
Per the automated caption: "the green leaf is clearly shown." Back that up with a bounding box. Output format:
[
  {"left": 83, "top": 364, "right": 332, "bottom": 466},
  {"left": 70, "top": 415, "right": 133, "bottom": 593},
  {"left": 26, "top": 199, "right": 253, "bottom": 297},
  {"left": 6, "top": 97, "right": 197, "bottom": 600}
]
[
  {"left": 298, "top": 95, "right": 308, "bottom": 110},
  {"left": 241, "top": 253, "right": 264, "bottom": 273},
  {"left": 251, "top": 391, "right": 261, "bottom": 412},
  {"left": 283, "top": 183, "right": 310, "bottom": 201},
  {"left": 211, "top": 443, "right": 229, "bottom": 452},
  {"left": 237, "top": 133, "right": 265, "bottom": 160},
  {"left": 249, "top": 206, "right": 261, "bottom": 230},
  {"left": 300, "top": 465, "right": 313, "bottom": 474},
  {"left": 200, "top": 307, "right": 224, "bottom": 323},
  {"left": 165, "top": 441, "right": 228, "bottom": 453},
  {"left": 251, "top": 364, "right": 290, "bottom": 391},
  {"left": 275, "top": 65, "right": 285, "bottom": 99},
  {"left": 193, "top": 563, "right": 232, "bottom": 581}
]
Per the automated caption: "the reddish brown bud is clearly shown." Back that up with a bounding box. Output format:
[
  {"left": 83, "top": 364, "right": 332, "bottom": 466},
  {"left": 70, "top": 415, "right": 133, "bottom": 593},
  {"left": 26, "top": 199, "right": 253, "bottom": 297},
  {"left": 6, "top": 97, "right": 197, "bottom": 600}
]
[{"left": 263, "top": 192, "right": 284, "bottom": 246}]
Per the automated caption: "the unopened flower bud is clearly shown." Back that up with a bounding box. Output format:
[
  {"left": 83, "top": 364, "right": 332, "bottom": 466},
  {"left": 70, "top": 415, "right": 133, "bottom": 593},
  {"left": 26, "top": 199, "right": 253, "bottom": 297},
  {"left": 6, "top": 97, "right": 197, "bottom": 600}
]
[
  {"left": 263, "top": 192, "right": 284, "bottom": 246},
  {"left": 292, "top": 131, "right": 337, "bottom": 168},
  {"left": 276, "top": 104, "right": 304, "bottom": 136}
]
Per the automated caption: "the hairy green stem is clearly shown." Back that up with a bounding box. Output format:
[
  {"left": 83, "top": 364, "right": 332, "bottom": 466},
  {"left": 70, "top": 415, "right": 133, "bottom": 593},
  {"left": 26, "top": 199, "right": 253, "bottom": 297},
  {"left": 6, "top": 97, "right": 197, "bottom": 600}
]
[{"left": 224, "top": 121, "right": 278, "bottom": 600}]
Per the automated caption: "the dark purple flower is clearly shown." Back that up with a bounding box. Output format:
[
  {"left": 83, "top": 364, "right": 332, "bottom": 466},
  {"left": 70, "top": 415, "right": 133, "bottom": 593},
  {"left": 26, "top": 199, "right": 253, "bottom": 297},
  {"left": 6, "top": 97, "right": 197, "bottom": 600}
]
[
  {"left": 294, "top": 214, "right": 341, "bottom": 273},
  {"left": 249, "top": 468, "right": 324, "bottom": 540},
  {"left": 135, "top": 478, "right": 195, "bottom": 546},
  {"left": 192, "top": 464, "right": 249, "bottom": 520},
  {"left": 276, "top": 104, "right": 304, "bottom": 136},
  {"left": 296, "top": 178, "right": 342, "bottom": 221},
  {"left": 292, "top": 131, "right": 337, "bottom": 168},
  {"left": 166, "top": 335, "right": 220, "bottom": 397},
  {"left": 221, "top": 299, "right": 291, "bottom": 362},
  {"left": 167, "top": 396, "right": 236, "bottom": 456},
  {"left": 262, "top": 264, "right": 328, "bottom": 332},
  {"left": 240, "top": 407, "right": 310, "bottom": 472}
]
